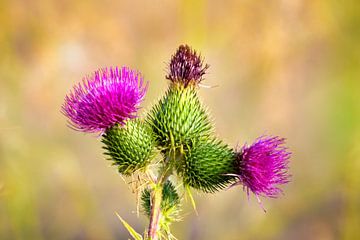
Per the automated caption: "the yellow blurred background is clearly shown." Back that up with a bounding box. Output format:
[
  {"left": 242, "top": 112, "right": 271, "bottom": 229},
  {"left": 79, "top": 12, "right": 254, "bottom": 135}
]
[{"left": 1, "top": 0, "right": 359, "bottom": 239}]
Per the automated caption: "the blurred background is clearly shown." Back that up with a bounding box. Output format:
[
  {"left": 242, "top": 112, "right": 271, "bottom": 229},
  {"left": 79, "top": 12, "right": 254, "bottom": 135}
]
[{"left": 1, "top": 0, "right": 359, "bottom": 239}]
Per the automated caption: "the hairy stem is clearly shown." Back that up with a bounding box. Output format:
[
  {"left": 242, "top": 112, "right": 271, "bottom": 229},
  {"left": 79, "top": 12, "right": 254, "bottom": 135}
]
[
  {"left": 147, "top": 185, "right": 163, "bottom": 240},
  {"left": 147, "top": 150, "right": 178, "bottom": 240}
]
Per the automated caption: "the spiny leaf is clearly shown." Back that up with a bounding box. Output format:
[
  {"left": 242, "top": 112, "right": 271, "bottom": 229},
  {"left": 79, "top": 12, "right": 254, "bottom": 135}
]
[
  {"left": 185, "top": 185, "right": 198, "bottom": 215},
  {"left": 141, "top": 181, "right": 181, "bottom": 239},
  {"left": 141, "top": 181, "right": 181, "bottom": 219},
  {"left": 116, "top": 213, "right": 143, "bottom": 240}
]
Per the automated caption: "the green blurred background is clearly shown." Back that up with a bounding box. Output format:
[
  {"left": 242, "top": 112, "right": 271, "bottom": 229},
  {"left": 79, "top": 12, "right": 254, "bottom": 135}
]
[{"left": 1, "top": 0, "right": 359, "bottom": 239}]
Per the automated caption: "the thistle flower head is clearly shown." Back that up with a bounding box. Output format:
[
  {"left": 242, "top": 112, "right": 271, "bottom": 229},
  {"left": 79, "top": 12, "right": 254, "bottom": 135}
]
[
  {"left": 233, "top": 136, "right": 291, "bottom": 198},
  {"left": 166, "top": 44, "right": 209, "bottom": 87},
  {"left": 62, "top": 66, "right": 147, "bottom": 133}
]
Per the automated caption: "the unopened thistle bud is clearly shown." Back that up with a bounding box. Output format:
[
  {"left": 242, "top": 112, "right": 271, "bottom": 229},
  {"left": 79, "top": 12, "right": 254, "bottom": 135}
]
[
  {"left": 102, "top": 119, "right": 156, "bottom": 175},
  {"left": 166, "top": 44, "right": 209, "bottom": 88},
  {"left": 181, "top": 139, "right": 236, "bottom": 193},
  {"left": 148, "top": 86, "right": 212, "bottom": 149},
  {"left": 232, "top": 136, "right": 291, "bottom": 198},
  {"left": 62, "top": 67, "right": 147, "bottom": 133}
]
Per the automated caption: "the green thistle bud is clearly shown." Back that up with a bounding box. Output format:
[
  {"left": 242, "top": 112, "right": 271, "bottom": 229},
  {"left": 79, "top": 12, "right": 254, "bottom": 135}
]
[
  {"left": 181, "top": 139, "right": 236, "bottom": 193},
  {"left": 148, "top": 85, "right": 212, "bottom": 149},
  {"left": 141, "top": 181, "right": 181, "bottom": 225},
  {"left": 102, "top": 119, "right": 156, "bottom": 175}
]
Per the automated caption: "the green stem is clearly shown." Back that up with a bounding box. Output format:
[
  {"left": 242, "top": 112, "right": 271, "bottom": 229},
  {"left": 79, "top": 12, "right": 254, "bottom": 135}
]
[
  {"left": 147, "top": 147, "right": 181, "bottom": 240},
  {"left": 147, "top": 185, "right": 163, "bottom": 240},
  {"left": 147, "top": 159, "right": 173, "bottom": 240}
]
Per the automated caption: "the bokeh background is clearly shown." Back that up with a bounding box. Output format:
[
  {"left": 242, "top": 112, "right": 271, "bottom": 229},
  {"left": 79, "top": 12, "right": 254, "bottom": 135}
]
[{"left": 1, "top": 0, "right": 359, "bottom": 239}]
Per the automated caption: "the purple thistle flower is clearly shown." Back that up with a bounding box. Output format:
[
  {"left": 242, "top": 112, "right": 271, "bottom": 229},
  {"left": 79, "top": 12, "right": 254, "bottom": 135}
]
[
  {"left": 62, "top": 66, "right": 148, "bottom": 133},
  {"left": 166, "top": 44, "right": 209, "bottom": 87},
  {"left": 232, "top": 136, "right": 291, "bottom": 198}
]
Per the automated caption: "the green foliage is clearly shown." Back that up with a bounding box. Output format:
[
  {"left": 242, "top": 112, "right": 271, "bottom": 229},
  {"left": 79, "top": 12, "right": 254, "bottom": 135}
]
[
  {"left": 141, "top": 189, "right": 151, "bottom": 217},
  {"left": 102, "top": 119, "right": 156, "bottom": 175},
  {"left": 141, "top": 181, "right": 181, "bottom": 221},
  {"left": 181, "top": 139, "right": 236, "bottom": 193},
  {"left": 147, "top": 84, "right": 212, "bottom": 149},
  {"left": 116, "top": 213, "right": 143, "bottom": 240},
  {"left": 142, "top": 182, "right": 180, "bottom": 237},
  {"left": 141, "top": 181, "right": 181, "bottom": 239}
]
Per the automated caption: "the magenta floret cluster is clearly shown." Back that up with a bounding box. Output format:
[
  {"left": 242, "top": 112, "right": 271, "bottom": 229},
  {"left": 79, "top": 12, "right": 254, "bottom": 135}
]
[
  {"left": 166, "top": 44, "right": 209, "bottom": 87},
  {"left": 233, "top": 136, "right": 291, "bottom": 198},
  {"left": 62, "top": 66, "right": 147, "bottom": 133}
]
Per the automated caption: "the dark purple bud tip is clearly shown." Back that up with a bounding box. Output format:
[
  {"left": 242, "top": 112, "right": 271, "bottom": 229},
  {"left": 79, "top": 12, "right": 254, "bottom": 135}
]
[
  {"left": 233, "top": 136, "right": 291, "bottom": 198},
  {"left": 61, "top": 66, "right": 148, "bottom": 133},
  {"left": 166, "top": 44, "right": 209, "bottom": 87}
]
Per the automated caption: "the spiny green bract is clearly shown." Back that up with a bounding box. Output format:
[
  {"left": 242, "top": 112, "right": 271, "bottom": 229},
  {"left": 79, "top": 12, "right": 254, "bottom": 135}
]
[
  {"left": 102, "top": 119, "right": 156, "bottom": 175},
  {"left": 181, "top": 139, "right": 236, "bottom": 193},
  {"left": 141, "top": 181, "right": 181, "bottom": 222},
  {"left": 147, "top": 84, "right": 212, "bottom": 149}
]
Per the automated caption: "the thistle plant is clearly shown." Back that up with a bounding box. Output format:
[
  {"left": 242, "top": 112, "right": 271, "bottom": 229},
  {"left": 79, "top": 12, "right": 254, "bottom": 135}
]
[{"left": 62, "top": 45, "right": 291, "bottom": 240}]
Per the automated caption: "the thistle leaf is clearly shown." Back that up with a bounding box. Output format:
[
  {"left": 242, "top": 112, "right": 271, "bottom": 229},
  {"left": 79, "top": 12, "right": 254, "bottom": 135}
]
[
  {"left": 185, "top": 185, "right": 198, "bottom": 215},
  {"left": 115, "top": 213, "right": 143, "bottom": 240},
  {"left": 141, "top": 181, "right": 181, "bottom": 220}
]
